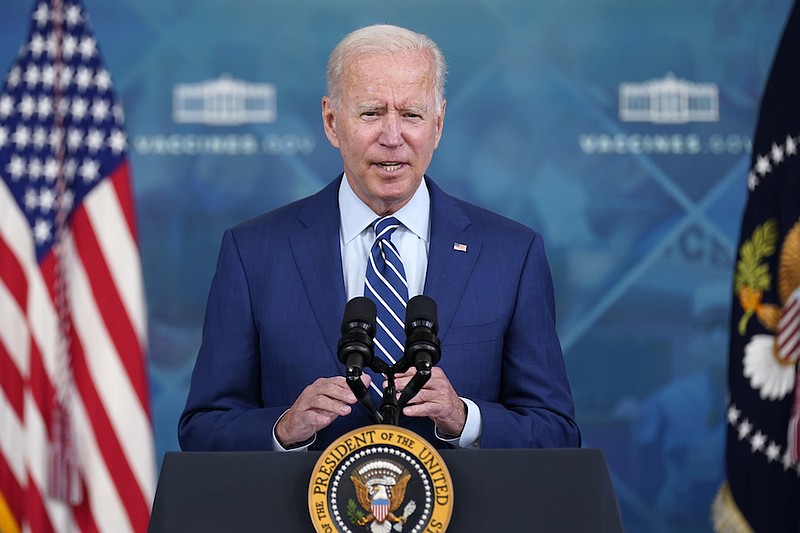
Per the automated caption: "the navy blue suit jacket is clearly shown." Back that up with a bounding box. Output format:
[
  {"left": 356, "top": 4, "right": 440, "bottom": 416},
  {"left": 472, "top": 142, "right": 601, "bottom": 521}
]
[{"left": 178, "top": 176, "right": 580, "bottom": 450}]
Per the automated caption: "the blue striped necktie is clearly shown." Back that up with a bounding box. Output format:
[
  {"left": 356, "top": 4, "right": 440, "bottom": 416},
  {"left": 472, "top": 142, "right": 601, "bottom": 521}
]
[{"left": 364, "top": 216, "right": 408, "bottom": 368}]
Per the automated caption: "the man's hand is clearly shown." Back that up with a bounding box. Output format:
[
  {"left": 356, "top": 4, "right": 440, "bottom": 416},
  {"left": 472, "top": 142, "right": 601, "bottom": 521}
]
[
  {"left": 389, "top": 367, "right": 466, "bottom": 437},
  {"left": 275, "top": 374, "right": 371, "bottom": 447}
]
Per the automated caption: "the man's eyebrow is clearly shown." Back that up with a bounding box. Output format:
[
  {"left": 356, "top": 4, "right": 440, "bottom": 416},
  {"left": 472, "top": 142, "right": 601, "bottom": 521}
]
[
  {"left": 400, "top": 103, "right": 428, "bottom": 114},
  {"left": 355, "top": 102, "right": 385, "bottom": 112},
  {"left": 353, "top": 102, "right": 429, "bottom": 115}
]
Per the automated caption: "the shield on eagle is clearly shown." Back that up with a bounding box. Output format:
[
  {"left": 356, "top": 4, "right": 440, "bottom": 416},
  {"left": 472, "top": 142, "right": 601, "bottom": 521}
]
[{"left": 351, "top": 459, "right": 411, "bottom": 526}]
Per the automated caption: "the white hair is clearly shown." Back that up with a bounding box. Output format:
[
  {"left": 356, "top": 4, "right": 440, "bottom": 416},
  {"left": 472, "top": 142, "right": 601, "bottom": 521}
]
[{"left": 326, "top": 24, "right": 447, "bottom": 112}]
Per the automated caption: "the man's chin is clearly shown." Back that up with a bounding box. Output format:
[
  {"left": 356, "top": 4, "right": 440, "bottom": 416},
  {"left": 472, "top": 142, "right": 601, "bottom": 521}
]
[{"left": 370, "top": 190, "right": 417, "bottom": 215}]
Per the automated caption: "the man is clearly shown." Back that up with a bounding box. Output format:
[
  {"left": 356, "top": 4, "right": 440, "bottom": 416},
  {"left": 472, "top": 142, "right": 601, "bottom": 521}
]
[{"left": 178, "top": 24, "right": 580, "bottom": 451}]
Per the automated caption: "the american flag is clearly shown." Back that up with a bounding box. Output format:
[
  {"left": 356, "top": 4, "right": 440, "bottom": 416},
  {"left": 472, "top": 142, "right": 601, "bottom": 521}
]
[{"left": 0, "top": 1, "right": 154, "bottom": 532}]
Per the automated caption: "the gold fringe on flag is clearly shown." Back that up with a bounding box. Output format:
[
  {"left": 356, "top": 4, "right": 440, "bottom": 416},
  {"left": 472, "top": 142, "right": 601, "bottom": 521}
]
[
  {"left": 711, "top": 481, "right": 754, "bottom": 533},
  {"left": 0, "top": 490, "right": 21, "bottom": 533}
]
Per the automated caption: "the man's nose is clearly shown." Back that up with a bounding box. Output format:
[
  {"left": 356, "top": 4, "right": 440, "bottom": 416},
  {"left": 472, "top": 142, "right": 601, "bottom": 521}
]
[{"left": 378, "top": 113, "right": 403, "bottom": 146}]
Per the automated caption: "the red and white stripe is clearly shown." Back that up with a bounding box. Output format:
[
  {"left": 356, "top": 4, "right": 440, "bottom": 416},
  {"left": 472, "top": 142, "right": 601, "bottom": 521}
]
[
  {"left": 782, "top": 292, "right": 800, "bottom": 462},
  {"left": 372, "top": 499, "right": 390, "bottom": 523},
  {"left": 778, "top": 293, "right": 800, "bottom": 364},
  {"left": 0, "top": 161, "right": 155, "bottom": 532}
]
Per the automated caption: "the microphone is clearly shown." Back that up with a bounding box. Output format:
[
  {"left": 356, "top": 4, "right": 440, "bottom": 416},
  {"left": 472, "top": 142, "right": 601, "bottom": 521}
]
[
  {"left": 397, "top": 295, "right": 441, "bottom": 410},
  {"left": 403, "top": 295, "right": 441, "bottom": 372},
  {"left": 337, "top": 297, "right": 376, "bottom": 375},
  {"left": 337, "top": 297, "right": 381, "bottom": 423}
]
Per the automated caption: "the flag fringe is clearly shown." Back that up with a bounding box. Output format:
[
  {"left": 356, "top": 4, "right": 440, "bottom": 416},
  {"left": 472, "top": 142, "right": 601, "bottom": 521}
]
[
  {"left": 711, "top": 481, "right": 754, "bottom": 533},
  {"left": 48, "top": 400, "right": 83, "bottom": 505},
  {"left": 0, "top": 491, "right": 21, "bottom": 533}
]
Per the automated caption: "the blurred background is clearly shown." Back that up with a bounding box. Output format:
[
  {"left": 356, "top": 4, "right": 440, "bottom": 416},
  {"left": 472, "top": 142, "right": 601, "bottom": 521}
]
[{"left": 1, "top": 1, "right": 793, "bottom": 531}]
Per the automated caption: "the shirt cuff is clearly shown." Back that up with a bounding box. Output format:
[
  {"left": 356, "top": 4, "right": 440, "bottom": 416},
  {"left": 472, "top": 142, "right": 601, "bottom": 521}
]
[
  {"left": 272, "top": 409, "right": 316, "bottom": 452},
  {"left": 435, "top": 397, "right": 482, "bottom": 449}
]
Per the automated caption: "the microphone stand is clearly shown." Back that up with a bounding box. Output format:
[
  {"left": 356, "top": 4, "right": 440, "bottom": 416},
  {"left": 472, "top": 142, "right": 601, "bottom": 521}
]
[
  {"left": 379, "top": 374, "right": 400, "bottom": 426},
  {"left": 377, "top": 358, "right": 432, "bottom": 427},
  {"left": 396, "top": 360, "right": 432, "bottom": 411},
  {"left": 371, "top": 357, "right": 400, "bottom": 426},
  {"left": 343, "top": 358, "right": 431, "bottom": 427},
  {"left": 345, "top": 366, "right": 382, "bottom": 424}
]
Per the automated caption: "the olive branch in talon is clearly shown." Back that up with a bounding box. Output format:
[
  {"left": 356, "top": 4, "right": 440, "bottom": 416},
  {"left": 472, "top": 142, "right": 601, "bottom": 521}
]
[{"left": 735, "top": 219, "right": 778, "bottom": 335}]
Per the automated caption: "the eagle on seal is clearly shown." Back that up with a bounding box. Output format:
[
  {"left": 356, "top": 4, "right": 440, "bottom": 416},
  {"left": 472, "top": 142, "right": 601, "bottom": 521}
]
[{"left": 351, "top": 464, "right": 414, "bottom": 533}]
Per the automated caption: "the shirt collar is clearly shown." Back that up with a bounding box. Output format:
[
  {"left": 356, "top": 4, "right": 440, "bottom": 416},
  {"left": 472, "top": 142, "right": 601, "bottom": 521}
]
[{"left": 339, "top": 174, "right": 431, "bottom": 244}]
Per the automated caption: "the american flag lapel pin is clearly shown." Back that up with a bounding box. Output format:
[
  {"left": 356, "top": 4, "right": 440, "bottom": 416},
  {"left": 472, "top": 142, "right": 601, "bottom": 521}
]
[{"left": 453, "top": 242, "right": 468, "bottom": 253}]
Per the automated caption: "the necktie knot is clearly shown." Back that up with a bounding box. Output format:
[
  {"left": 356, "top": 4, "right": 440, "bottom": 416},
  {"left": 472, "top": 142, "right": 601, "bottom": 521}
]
[{"left": 373, "top": 216, "right": 401, "bottom": 242}]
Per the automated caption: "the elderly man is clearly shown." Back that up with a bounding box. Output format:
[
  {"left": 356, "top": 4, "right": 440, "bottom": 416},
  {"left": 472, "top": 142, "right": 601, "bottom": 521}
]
[{"left": 179, "top": 24, "right": 580, "bottom": 451}]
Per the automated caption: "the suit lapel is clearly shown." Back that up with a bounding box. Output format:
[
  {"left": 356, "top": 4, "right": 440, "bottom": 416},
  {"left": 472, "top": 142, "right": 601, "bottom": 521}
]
[
  {"left": 424, "top": 179, "right": 479, "bottom": 341},
  {"left": 289, "top": 178, "right": 347, "bottom": 360}
]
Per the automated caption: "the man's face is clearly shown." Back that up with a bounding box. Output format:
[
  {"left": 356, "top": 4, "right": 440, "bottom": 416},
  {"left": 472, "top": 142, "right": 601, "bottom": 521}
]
[{"left": 322, "top": 51, "right": 446, "bottom": 215}]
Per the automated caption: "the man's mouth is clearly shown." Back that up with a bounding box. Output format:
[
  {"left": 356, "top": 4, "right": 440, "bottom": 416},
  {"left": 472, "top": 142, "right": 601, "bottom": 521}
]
[{"left": 377, "top": 162, "right": 403, "bottom": 172}]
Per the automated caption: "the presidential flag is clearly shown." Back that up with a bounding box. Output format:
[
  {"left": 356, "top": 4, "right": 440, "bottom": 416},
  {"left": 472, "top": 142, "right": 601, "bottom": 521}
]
[
  {"left": 0, "top": 1, "right": 154, "bottom": 532},
  {"left": 713, "top": 1, "right": 800, "bottom": 531}
]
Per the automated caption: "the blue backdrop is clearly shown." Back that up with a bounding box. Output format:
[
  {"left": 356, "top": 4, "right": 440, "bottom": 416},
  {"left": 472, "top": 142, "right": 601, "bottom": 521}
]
[{"left": 0, "top": 1, "right": 793, "bottom": 531}]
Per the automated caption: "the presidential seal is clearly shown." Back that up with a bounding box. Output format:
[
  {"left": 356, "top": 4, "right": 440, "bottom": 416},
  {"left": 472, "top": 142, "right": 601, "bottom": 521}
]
[{"left": 308, "top": 425, "right": 453, "bottom": 533}]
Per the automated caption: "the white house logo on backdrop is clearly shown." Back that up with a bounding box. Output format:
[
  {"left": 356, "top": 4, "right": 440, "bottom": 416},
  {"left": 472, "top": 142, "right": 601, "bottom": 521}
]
[
  {"left": 173, "top": 75, "right": 276, "bottom": 125},
  {"left": 580, "top": 72, "right": 749, "bottom": 156},
  {"left": 619, "top": 73, "right": 719, "bottom": 124},
  {"left": 133, "top": 74, "right": 315, "bottom": 156}
]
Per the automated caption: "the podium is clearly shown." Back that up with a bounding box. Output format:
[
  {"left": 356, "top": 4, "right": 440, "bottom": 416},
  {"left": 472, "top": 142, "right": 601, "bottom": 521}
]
[{"left": 148, "top": 448, "right": 622, "bottom": 532}]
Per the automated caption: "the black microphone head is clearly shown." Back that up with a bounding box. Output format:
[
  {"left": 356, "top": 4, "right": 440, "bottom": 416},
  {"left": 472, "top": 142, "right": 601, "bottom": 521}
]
[
  {"left": 405, "top": 295, "right": 438, "bottom": 334},
  {"left": 342, "top": 296, "right": 377, "bottom": 335}
]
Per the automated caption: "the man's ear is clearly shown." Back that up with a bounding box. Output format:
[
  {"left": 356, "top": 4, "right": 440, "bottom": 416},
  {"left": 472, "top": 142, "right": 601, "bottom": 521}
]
[
  {"left": 433, "top": 100, "right": 446, "bottom": 149},
  {"left": 321, "top": 96, "right": 340, "bottom": 148}
]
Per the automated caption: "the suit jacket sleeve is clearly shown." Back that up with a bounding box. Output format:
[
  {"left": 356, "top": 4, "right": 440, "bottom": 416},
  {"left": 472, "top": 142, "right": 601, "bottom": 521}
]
[
  {"left": 178, "top": 228, "right": 288, "bottom": 450},
  {"left": 474, "top": 231, "right": 580, "bottom": 448}
]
